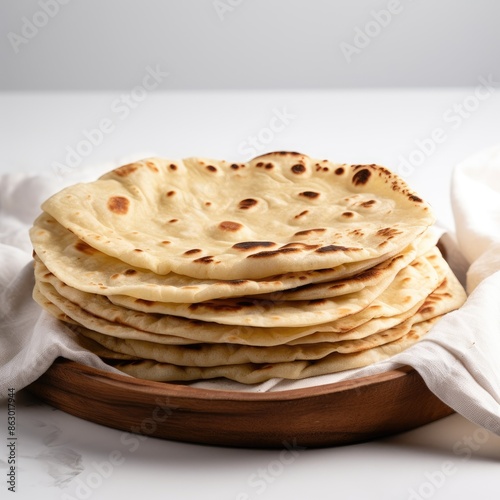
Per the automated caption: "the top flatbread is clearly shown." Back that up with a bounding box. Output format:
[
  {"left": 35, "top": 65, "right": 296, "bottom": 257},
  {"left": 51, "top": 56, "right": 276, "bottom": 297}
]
[
  {"left": 40, "top": 153, "right": 435, "bottom": 280},
  {"left": 29, "top": 213, "right": 435, "bottom": 303}
]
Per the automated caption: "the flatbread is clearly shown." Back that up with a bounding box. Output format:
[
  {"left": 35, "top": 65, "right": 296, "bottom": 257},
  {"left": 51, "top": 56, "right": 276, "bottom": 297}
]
[
  {"left": 33, "top": 279, "right": 415, "bottom": 347},
  {"left": 33, "top": 281, "right": 198, "bottom": 346},
  {"left": 75, "top": 319, "right": 418, "bottom": 365},
  {"left": 246, "top": 232, "right": 433, "bottom": 301},
  {"left": 40, "top": 154, "right": 435, "bottom": 279},
  {"left": 287, "top": 271, "right": 466, "bottom": 344},
  {"left": 33, "top": 251, "right": 465, "bottom": 346},
  {"left": 30, "top": 213, "right": 435, "bottom": 302},
  {"left": 103, "top": 317, "right": 442, "bottom": 384},
  {"left": 35, "top": 249, "right": 443, "bottom": 331},
  {"left": 32, "top": 284, "right": 79, "bottom": 325},
  {"left": 32, "top": 286, "right": 139, "bottom": 360},
  {"left": 105, "top": 249, "right": 444, "bottom": 327}
]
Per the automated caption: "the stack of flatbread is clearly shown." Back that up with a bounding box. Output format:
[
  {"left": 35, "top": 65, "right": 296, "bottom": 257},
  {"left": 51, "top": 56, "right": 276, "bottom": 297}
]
[{"left": 29, "top": 152, "right": 467, "bottom": 384}]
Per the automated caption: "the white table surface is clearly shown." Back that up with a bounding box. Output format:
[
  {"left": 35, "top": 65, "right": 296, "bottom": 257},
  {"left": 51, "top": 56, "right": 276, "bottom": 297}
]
[{"left": 1, "top": 90, "right": 500, "bottom": 500}]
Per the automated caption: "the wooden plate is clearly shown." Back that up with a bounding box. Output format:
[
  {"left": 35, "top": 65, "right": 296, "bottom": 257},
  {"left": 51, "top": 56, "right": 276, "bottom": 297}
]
[{"left": 28, "top": 359, "right": 453, "bottom": 448}]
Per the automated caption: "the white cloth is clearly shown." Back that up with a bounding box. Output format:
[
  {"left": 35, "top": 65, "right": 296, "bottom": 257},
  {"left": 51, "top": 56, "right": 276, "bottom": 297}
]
[
  {"left": 452, "top": 145, "right": 500, "bottom": 294},
  {"left": 1, "top": 150, "right": 500, "bottom": 436},
  {"left": 0, "top": 170, "right": 125, "bottom": 396}
]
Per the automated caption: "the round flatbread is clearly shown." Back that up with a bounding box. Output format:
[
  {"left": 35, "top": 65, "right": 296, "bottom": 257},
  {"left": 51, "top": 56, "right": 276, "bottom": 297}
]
[
  {"left": 106, "top": 249, "right": 443, "bottom": 327},
  {"left": 33, "top": 249, "right": 465, "bottom": 347},
  {"left": 30, "top": 212, "right": 435, "bottom": 302},
  {"left": 40, "top": 153, "right": 435, "bottom": 280},
  {"left": 75, "top": 319, "right": 418, "bottom": 366},
  {"left": 102, "top": 317, "right": 443, "bottom": 384}
]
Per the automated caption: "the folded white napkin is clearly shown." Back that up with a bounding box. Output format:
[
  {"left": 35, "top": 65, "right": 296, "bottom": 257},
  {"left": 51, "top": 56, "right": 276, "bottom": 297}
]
[{"left": 1, "top": 150, "right": 499, "bottom": 436}]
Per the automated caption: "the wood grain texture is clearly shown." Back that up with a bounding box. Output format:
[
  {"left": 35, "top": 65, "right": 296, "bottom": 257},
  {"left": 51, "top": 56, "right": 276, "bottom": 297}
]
[{"left": 28, "top": 359, "right": 453, "bottom": 448}]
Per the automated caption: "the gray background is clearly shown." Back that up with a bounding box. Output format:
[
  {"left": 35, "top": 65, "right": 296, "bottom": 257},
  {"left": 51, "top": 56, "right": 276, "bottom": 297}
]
[{"left": 1, "top": 0, "right": 500, "bottom": 90}]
